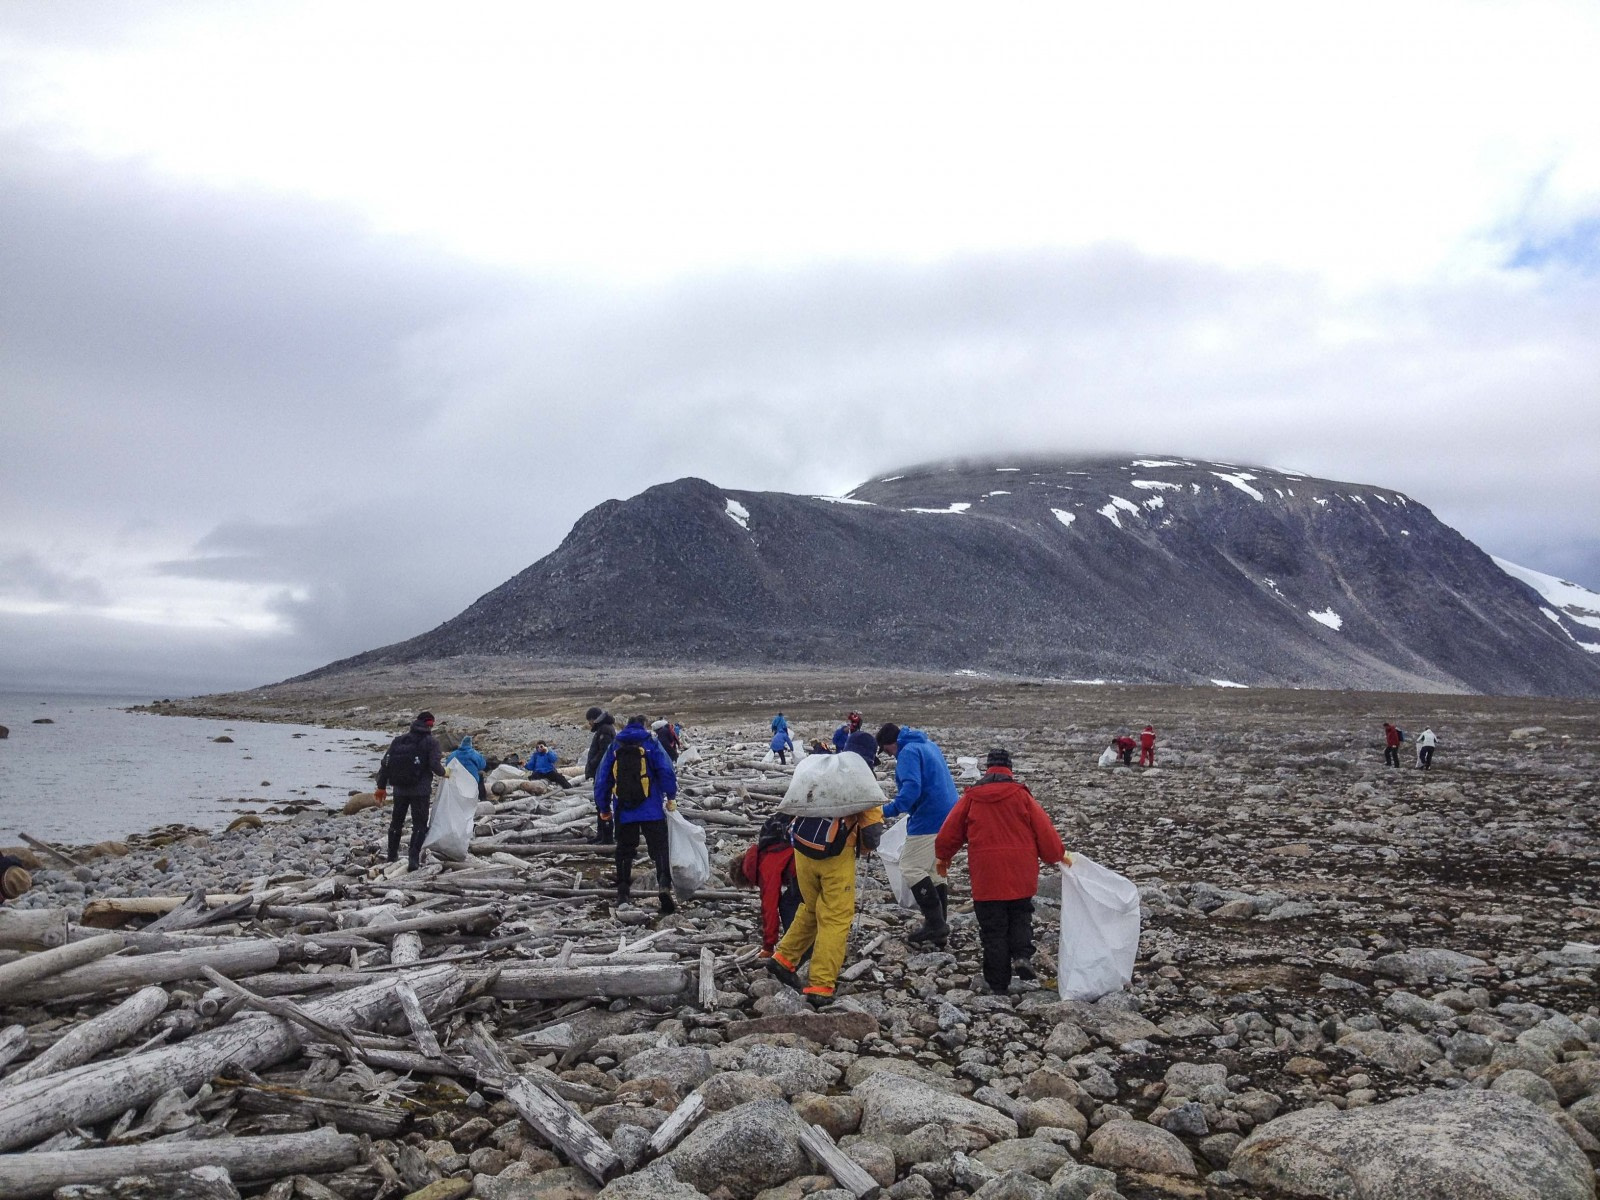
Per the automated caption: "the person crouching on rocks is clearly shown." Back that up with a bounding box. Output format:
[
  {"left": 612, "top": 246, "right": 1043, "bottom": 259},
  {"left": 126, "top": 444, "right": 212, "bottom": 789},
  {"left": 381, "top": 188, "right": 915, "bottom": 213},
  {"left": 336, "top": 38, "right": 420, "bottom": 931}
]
[
  {"left": 1113, "top": 733, "right": 1136, "bottom": 765},
  {"left": 876, "top": 721, "right": 959, "bottom": 947},
  {"left": 732, "top": 812, "right": 801, "bottom": 958},
  {"left": 594, "top": 715, "right": 680, "bottom": 915},
  {"left": 935, "top": 747, "right": 1068, "bottom": 994},
  {"left": 767, "top": 738, "right": 884, "bottom": 1006},
  {"left": 375, "top": 711, "right": 447, "bottom": 872},
  {"left": 525, "top": 741, "right": 571, "bottom": 789}
]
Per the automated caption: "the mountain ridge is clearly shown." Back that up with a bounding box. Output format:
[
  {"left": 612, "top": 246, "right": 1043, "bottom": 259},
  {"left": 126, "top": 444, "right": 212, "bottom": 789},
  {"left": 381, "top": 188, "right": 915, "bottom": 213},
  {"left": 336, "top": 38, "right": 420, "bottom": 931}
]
[{"left": 303, "top": 455, "right": 1600, "bottom": 697}]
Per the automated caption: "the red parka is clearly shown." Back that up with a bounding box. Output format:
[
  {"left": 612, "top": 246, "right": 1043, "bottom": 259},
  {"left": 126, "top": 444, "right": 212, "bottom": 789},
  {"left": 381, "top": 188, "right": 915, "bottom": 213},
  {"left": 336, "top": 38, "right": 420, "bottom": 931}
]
[
  {"left": 935, "top": 767, "right": 1066, "bottom": 901},
  {"left": 742, "top": 841, "right": 796, "bottom": 951}
]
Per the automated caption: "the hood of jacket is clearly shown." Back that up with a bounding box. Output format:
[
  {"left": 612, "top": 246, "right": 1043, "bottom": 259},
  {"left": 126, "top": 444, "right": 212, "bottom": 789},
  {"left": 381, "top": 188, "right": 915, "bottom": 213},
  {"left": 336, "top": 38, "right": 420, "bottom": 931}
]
[
  {"left": 592, "top": 711, "right": 617, "bottom": 734},
  {"left": 970, "top": 766, "right": 1018, "bottom": 796},
  {"left": 844, "top": 730, "right": 879, "bottom": 764},
  {"left": 408, "top": 717, "right": 435, "bottom": 737},
  {"left": 615, "top": 721, "right": 653, "bottom": 747},
  {"left": 896, "top": 728, "right": 930, "bottom": 750}
]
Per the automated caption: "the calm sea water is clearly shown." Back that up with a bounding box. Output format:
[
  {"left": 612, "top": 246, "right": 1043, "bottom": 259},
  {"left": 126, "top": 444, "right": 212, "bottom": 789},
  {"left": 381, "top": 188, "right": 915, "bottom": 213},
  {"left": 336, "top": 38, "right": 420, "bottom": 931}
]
[{"left": 0, "top": 692, "right": 390, "bottom": 845}]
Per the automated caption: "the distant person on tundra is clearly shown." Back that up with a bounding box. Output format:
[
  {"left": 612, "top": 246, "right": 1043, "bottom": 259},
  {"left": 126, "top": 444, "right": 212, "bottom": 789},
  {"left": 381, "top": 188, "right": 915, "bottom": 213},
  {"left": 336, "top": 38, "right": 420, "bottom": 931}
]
[
  {"left": 770, "top": 726, "right": 794, "bottom": 765},
  {"left": 1383, "top": 723, "right": 1402, "bottom": 768},
  {"left": 1139, "top": 725, "right": 1157, "bottom": 767},
  {"left": 652, "top": 719, "right": 682, "bottom": 761},
  {"left": 935, "top": 747, "right": 1068, "bottom": 994},
  {"left": 832, "top": 711, "right": 864, "bottom": 751},
  {"left": 584, "top": 707, "right": 618, "bottom": 844},
  {"left": 525, "top": 741, "right": 571, "bottom": 789},
  {"left": 877, "top": 722, "right": 960, "bottom": 946},
  {"left": 731, "top": 811, "right": 802, "bottom": 957},
  {"left": 375, "top": 711, "right": 447, "bottom": 872},
  {"left": 594, "top": 715, "right": 680, "bottom": 913},
  {"left": 1417, "top": 727, "right": 1438, "bottom": 769},
  {"left": 1113, "top": 734, "right": 1137, "bottom": 765}
]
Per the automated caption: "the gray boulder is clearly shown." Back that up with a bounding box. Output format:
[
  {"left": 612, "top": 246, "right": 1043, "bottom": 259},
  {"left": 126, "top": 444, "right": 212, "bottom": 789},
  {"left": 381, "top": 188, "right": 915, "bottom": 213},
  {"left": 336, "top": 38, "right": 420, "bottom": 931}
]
[
  {"left": 595, "top": 1163, "right": 709, "bottom": 1200},
  {"left": 1231, "top": 1088, "right": 1593, "bottom": 1199},
  {"left": 1086, "top": 1120, "right": 1197, "bottom": 1176},
  {"left": 1370, "top": 948, "right": 1492, "bottom": 984},
  {"left": 620, "top": 1046, "right": 714, "bottom": 1096},
  {"left": 855, "top": 1071, "right": 1019, "bottom": 1144},
  {"left": 738, "top": 1043, "right": 841, "bottom": 1096},
  {"left": 665, "top": 1098, "right": 807, "bottom": 1199},
  {"left": 1049, "top": 1161, "right": 1121, "bottom": 1200},
  {"left": 972, "top": 1136, "right": 1074, "bottom": 1179}
]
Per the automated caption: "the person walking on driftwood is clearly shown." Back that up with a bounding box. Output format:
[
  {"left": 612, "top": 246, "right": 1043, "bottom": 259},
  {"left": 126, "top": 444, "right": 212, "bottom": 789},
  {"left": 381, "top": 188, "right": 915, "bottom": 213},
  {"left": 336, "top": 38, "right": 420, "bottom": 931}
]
[
  {"left": 374, "top": 711, "right": 447, "bottom": 872},
  {"left": 876, "top": 721, "right": 959, "bottom": 947},
  {"left": 583, "top": 707, "right": 618, "bottom": 844},
  {"left": 593, "top": 715, "right": 680, "bottom": 915}
]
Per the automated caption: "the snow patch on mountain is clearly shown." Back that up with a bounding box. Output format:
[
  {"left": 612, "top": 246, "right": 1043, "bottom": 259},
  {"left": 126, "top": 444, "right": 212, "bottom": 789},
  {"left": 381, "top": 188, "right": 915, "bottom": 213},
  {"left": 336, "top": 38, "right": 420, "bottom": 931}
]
[
  {"left": 1494, "top": 557, "right": 1600, "bottom": 630},
  {"left": 725, "top": 499, "right": 750, "bottom": 530},
  {"left": 1211, "top": 678, "right": 1249, "bottom": 688},
  {"left": 1098, "top": 496, "right": 1143, "bottom": 527},
  {"left": 1143, "top": 496, "right": 1165, "bottom": 511},
  {"left": 815, "top": 495, "right": 875, "bottom": 506},
  {"left": 1132, "top": 459, "right": 1186, "bottom": 468},
  {"left": 1132, "top": 479, "right": 1181, "bottom": 491},
  {"left": 1051, "top": 508, "right": 1076, "bottom": 528},
  {"left": 1309, "top": 608, "right": 1343, "bottom": 630},
  {"left": 1212, "top": 471, "right": 1266, "bottom": 501},
  {"left": 905, "top": 502, "right": 972, "bottom": 515}
]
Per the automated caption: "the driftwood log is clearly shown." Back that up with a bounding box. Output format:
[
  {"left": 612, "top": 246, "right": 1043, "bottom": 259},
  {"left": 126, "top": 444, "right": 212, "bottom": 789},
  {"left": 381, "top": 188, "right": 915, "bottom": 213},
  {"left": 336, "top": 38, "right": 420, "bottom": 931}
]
[
  {"left": 7, "top": 941, "right": 281, "bottom": 1005},
  {"left": 485, "top": 963, "right": 690, "bottom": 1001},
  {"left": 0, "top": 1127, "right": 362, "bottom": 1199},
  {"left": 0, "top": 932, "right": 125, "bottom": 992},
  {"left": 2, "top": 985, "right": 169, "bottom": 1085},
  {"left": 0, "top": 908, "right": 69, "bottom": 950}
]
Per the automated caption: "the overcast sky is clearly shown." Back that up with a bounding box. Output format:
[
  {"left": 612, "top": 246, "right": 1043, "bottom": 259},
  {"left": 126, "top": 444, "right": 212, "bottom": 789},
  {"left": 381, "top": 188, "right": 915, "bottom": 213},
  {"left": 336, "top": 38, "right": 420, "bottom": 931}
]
[{"left": 2, "top": 1, "right": 1598, "bottom": 694}]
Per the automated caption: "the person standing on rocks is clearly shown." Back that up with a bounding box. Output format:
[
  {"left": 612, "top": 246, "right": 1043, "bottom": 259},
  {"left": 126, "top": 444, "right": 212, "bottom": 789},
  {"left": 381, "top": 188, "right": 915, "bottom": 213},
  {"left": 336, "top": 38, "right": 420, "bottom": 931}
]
[
  {"left": 935, "top": 747, "right": 1068, "bottom": 994},
  {"left": 583, "top": 707, "right": 618, "bottom": 844},
  {"left": 771, "top": 711, "right": 789, "bottom": 737},
  {"left": 1383, "top": 723, "right": 1402, "bottom": 768},
  {"left": 732, "top": 811, "right": 801, "bottom": 957},
  {"left": 525, "top": 741, "right": 571, "bottom": 789},
  {"left": 831, "top": 711, "right": 863, "bottom": 752},
  {"left": 594, "top": 715, "right": 680, "bottom": 914},
  {"left": 1417, "top": 727, "right": 1438, "bottom": 769},
  {"left": 374, "top": 711, "right": 447, "bottom": 871},
  {"left": 770, "top": 725, "right": 794, "bottom": 765},
  {"left": 652, "top": 719, "right": 682, "bottom": 761},
  {"left": 1139, "top": 724, "right": 1157, "bottom": 767},
  {"left": 876, "top": 721, "right": 960, "bottom": 946}
]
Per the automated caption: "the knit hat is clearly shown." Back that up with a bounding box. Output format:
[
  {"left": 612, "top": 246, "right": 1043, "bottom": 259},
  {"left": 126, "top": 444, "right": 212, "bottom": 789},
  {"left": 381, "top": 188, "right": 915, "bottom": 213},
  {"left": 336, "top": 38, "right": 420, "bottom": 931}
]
[
  {"left": 985, "top": 747, "right": 1013, "bottom": 769},
  {"left": 1, "top": 866, "right": 31, "bottom": 900},
  {"left": 416, "top": 711, "right": 435, "bottom": 726},
  {"left": 875, "top": 722, "right": 901, "bottom": 749},
  {"left": 585, "top": 706, "right": 604, "bottom": 723}
]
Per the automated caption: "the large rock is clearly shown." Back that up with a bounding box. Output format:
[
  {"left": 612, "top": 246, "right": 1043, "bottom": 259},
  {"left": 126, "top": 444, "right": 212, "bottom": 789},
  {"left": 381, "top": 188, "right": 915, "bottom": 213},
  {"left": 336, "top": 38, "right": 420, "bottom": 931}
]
[
  {"left": 1086, "top": 1119, "right": 1198, "bottom": 1176},
  {"left": 856, "top": 1071, "right": 1019, "bottom": 1144},
  {"left": 1369, "top": 948, "right": 1492, "bottom": 984},
  {"left": 665, "top": 1098, "right": 808, "bottom": 1199},
  {"left": 1336, "top": 1030, "right": 1444, "bottom": 1073},
  {"left": 619, "top": 1046, "right": 714, "bottom": 1096},
  {"left": 844, "top": 1058, "right": 964, "bottom": 1093},
  {"left": 738, "top": 1043, "right": 841, "bottom": 1096},
  {"left": 972, "top": 1136, "right": 1074, "bottom": 1179},
  {"left": 1231, "top": 1088, "right": 1594, "bottom": 1199},
  {"left": 731, "top": 1011, "right": 880, "bottom": 1042},
  {"left": 595, "top": 1163, "right": 709, "bottom": 1200}
]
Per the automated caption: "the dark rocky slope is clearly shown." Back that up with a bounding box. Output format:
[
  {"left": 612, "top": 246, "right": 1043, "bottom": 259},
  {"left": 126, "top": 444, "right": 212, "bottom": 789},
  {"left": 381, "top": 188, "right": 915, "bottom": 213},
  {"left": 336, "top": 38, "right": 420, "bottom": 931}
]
[{"left": 307, "top": 456, "right": 1600, "bottom": 696}]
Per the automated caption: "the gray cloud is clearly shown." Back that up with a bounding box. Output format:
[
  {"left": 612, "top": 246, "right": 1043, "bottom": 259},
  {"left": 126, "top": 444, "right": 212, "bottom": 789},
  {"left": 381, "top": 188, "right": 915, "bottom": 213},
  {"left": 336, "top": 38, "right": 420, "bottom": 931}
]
[
  {"left": 3, "top": 128, "right": 1598, "bottom": 693},
  {"left": 0, "top": 551, "right": 108, "bottom": 605}
]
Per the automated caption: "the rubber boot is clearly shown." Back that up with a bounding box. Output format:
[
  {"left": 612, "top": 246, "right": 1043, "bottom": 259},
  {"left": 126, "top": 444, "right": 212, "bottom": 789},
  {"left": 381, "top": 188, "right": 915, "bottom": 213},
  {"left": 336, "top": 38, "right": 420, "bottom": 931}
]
[
  {"left": 936, "top": 883, "right": 949, "bottom": 921},
  {"left": 908, "top": 878, "right": 949, "bottom": 946},
  {"left": 765, "top": 953, "right": 803, "bottom": 992},
  {"left": 1011, "top": 958, "right": 1038, "bottom": 981},
  {"left": 658, "top": 891, "right": 677, "bottom": 916},
  {"left": 590, "top": 817, "right": 614, "bottom": 845}
]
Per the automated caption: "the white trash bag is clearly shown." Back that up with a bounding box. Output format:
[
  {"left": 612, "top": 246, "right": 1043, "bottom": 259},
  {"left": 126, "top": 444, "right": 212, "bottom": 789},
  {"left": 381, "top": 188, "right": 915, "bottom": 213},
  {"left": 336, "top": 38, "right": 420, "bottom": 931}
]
[
  {"left": 421, "top": 766, "right": 479, "bottom": 862},
  {"left": 955, "top": 756, "right": 980, "bottom": 780},
  {"left": 666, "top": 810, "right": 711, "bottom": 899},
  {"left": 761, "top": 750, "right": 777, "bottom": 765},
  {"left": 778, "top": 750, "right": 888, "bottom": 818},
  {"left": 487, "top": 763, "right": 528, "bottom": 783},
  {"left": 1097, "top": 746, "right": 1117, "bottom": 768},
  {"left": 677, "top": 747, "right": 702, "bottom": 766},
  {"left": 1058, "top": 855, "right": 1141, "bottom": 1001},
  {"left": 876, "top": 819, "right": 917, "bottom": 909}
]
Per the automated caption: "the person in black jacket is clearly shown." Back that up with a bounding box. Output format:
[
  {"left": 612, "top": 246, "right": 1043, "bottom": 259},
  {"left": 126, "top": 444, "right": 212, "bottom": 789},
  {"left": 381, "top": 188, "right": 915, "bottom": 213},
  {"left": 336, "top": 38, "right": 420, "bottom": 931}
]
[
  {"left": 374, "top": 711, "right": 447, "bottom": 871},
  {"left": 584, "top": 707, "right": 618, "bottom": 844}
]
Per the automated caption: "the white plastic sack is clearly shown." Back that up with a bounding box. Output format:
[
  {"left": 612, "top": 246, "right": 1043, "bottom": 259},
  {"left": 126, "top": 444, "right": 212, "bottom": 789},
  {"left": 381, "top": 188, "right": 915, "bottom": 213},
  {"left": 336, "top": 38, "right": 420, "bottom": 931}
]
[
  {"left": 487, "top": 763, "right": 528, "bottom": 783},
  {"left": 778, "top": 751, "right": 888, "bottom": 818},
  {"left": 956, "top": 756, "right": 980, "bottom": 780},
  {"left": 421, "top": 766, "right": 479, "bottom": 862},
  {"left": 1058, "top": 855, "right": 1141, "bottom": 1001},
  {"left": 761, "top": 750, "right": 777, "bottom": 765},
  {"left": 1097, "top": 746, "right": 1117, "bottom": 768},
  {"left": 677, "top": 747, "right": 702, "bottom": 766},
  {"left": 876, "top": 819, "right": 917, "bottom": 908},
  {"left": 666, "top": 810, "right": 711, "bottom": 899}
]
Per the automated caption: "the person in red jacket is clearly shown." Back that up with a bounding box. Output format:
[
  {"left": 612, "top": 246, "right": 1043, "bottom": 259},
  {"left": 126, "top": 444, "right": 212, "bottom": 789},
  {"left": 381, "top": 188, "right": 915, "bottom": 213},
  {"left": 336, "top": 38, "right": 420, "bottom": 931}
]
[
  {"left": 935, "top": 747, "right": 1068, "bottom": 994},
  {"left": 1112, "top": 734, "right": 1136, "bottom": 765},
  {"left": 731, "top": 812, "right": 801, "bottom": 957},
  {"left": 1382, "top": 723, "right": 1402, "bottom": 768},
  {"left": 1138, "top": 725, "right": 1156, "bottom": 767}
]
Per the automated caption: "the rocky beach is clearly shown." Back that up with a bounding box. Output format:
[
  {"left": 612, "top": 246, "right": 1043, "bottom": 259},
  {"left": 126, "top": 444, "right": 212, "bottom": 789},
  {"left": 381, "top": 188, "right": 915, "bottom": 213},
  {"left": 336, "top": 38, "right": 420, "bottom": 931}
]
[{"left": 0, "top": 666, "right": 1595, "bottom": 1200}]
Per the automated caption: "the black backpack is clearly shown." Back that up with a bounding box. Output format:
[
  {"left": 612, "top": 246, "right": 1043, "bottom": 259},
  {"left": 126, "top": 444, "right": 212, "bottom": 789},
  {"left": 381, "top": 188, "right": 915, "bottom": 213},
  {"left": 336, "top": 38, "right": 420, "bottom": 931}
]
[
  {"left": 385, "top": 732, "right": 427, "bottom": 786},
  {"left": 612, "top": 742, "right": 652, "bottom": 810}
]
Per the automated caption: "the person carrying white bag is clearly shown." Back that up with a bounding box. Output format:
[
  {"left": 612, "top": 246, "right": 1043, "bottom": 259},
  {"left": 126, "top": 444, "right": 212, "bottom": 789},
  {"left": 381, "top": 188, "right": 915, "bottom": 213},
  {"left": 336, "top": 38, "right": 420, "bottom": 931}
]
[
  {"left": 593, "top": 715, "right": 681, "bottom": 916},
  {"left": 934, "top": 747, "right": 1068, "bottom": 994}
]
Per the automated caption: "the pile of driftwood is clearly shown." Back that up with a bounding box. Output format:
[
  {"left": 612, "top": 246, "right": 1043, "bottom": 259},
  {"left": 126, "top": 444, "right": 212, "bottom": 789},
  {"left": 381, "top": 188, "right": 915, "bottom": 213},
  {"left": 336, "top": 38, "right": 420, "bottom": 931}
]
[{"left": 0, "top": 742, "right": 867, "bottom": 1200}]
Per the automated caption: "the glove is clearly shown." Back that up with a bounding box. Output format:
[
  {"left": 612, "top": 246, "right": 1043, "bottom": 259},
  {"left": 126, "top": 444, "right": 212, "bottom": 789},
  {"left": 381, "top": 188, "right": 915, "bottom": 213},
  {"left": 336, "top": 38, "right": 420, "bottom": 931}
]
[
  {"left": 374, "top": 788, "right": 386, "bottom": 803},
  {"left": 935, "top": 858, "right": 951, "bottom": 877},
  {"left": 666, "top": 798, "right": 677, "bottom": 812}
]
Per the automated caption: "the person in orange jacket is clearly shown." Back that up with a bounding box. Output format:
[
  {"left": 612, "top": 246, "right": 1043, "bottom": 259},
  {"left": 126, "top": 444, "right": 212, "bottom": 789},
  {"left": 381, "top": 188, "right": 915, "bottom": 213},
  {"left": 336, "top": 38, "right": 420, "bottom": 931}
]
[
  {"left": 935, "top": 747, "right": 1068, "bottom": 994},
  {"left": 1138, "top": 725, "right": 1156, "bottom": 767}
]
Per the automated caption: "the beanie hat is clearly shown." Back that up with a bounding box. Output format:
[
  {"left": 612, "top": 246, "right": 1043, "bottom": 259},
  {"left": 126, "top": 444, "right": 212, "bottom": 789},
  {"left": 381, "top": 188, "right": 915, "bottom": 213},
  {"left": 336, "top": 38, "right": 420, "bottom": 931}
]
[
  {"left": 585, "top": 706, "right": 604, "bottom": 723},
  {"left": 417, "top": 711, "right": 435, "bottom": 726},
  {"left": 985, "top": 747, "right": 1013, "bottom": 769},
  {"left": 875, "top": 722, "right": 901, "bottom": 748},
  {"left": 1, "top": 866, "right": 31, "bottom": 900}
]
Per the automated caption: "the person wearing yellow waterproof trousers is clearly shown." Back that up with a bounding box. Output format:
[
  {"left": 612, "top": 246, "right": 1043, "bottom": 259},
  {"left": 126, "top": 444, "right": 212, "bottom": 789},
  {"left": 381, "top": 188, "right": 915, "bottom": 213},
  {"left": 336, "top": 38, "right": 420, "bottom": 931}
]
[{"left": 765, "top": 801, "right": 884, "bottom": 1006}]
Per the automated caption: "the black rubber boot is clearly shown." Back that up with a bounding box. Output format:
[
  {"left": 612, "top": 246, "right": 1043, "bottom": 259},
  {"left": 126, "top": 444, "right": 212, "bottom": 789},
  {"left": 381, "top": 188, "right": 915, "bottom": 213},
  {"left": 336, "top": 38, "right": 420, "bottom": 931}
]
[
  {"left": 765, "top": 955, "right": 803, "bottom": 992},
  {"left": 936, "top": 883, "right": 949, "bottom": 921},
  {"left": 590, "top": 818, "right": 614, "bottom": 845},
  {"left": 908, "top": 878, "right": 950, "bottom": 946},
  {"left": 1011, "top": 959, "right": 1038, "bottom": 981},
  {"left": 658, "top": 891, "right": 677, "bottom": 916}
]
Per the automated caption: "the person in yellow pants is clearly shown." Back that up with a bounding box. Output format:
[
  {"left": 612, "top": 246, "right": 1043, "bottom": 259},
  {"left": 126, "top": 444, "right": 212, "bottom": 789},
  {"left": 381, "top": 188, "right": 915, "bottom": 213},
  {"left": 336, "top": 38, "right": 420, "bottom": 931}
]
[{"left": 768, "top": 804, "right": 883, "bottom": 1006}]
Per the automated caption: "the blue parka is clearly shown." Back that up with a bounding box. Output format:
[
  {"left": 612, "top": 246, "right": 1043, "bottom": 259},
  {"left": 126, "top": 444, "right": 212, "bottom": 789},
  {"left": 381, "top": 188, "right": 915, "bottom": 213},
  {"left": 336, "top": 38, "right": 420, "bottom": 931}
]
[
  {"left": 527, "top": 748, "right": 560, "bottom": 774},
  {"left": 882, "top": 728, "right": 959, "bottom": 834},
  {"left": 594, "top": 721, "right": 678, "bottom": 823},
  {"left": 771, "top": 714, "right": 788, "bottom": 734},
  {"left": 446, "top": 735, "right": 487, "bottom": 780},
  {"left": 770, "top": 730, "right": 793, "bottom": 753},
  {"left": 831, "top": 724, "right": 851, "bottom": 751}
]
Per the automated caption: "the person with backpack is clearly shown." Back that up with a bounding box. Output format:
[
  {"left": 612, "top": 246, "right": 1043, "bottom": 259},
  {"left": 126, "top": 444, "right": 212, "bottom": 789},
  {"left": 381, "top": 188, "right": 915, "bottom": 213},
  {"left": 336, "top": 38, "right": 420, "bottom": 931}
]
[
  {"left": 730, "top": 811, "right": 801, "bottom": 957},
  {"left": 584, "top": 707, "right": 619, "bottom": 844},
  {"left": 770, "top": 726, "right": 794, "bottom": 765},
  {"left": 1382, "top": 723, "right": 1402, "bottom": 768},
  {"left": 374, "top": 711, "right": 447, "bottom": 871},
  {"left": 653, "top": 719, "right": 682, "bottom": 761},
  {"left": 766, "top": 785, "right": 884, "bottom": 1007},
  {"left": 1138, "top": 725, "right": 1157, "bottom": 767},
  {"left": 876, "top": 722, "right": 960, "bottom": 947},
  {"left": 935, "top": 747, "right": 1068, "bottom": 994},
  {"left": 525, "top": 741, "right": 571, "bottom": 788},
  {"left": 594, "top": 715, "right": 680, "bottom": 913},
  {"left": 1417, "top": 727, "right": 1438, "bottom": 769}
]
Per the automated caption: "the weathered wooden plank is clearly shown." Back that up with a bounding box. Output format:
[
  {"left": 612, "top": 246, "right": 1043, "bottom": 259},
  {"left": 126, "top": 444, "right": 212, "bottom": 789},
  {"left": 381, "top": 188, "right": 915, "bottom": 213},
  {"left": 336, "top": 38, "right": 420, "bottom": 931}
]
[
  {"left": 485, "top": 963, "right": 689, "bottom": 1001},
  {"left": 646, "top": 1091, "right": 705, "bottom": 1155},
  {"left": 798, "top": 1121, "right": 881, "bottom": 1198},
  {"left": 0, "top": 908, "right": 69, "bottom": 951},
  {"left": 393, "top": 979, "right": 441, "bottom": 1058},
  {"left": 698, "top": 947, "right": 717, "bottom": 1011}
]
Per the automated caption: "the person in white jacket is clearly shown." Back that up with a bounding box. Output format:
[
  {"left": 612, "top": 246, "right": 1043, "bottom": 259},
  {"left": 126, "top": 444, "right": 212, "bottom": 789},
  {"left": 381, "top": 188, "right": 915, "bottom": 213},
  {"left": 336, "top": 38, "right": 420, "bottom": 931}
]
[{"left": 1416, "top": 727, "right": 1438, "bottom": 770}]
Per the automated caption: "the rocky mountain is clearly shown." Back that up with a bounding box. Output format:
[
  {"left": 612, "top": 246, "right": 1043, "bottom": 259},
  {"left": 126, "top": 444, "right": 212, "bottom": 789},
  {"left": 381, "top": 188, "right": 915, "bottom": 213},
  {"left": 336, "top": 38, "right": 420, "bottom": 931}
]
[{"left": 309, "top": 456, "right": 1600, "bottom": 696}]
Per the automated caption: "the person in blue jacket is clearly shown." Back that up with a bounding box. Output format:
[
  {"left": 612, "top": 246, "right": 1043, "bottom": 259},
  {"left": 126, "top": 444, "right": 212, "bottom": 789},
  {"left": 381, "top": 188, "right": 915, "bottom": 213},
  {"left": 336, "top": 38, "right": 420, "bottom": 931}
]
[
  {"left": 771, "top": 712, "right": 789, "bottom": 735},
  {"left": 446, "top": 734, "right": 490, "bottom": 801},
  {"left": 831, "top": 711, "right": 863, "bottom": 752},
  {"left": 594, "top": 716, "right": 680, "bottom": 914},
  {"left": 876, "top": 722, "right": 960, "bottom": 946},
  {"left": 770, "top": 726, "right": 794, "bottom": 765},
  {"left": 525, "top": 741, "right": 570, "bottom": 789}
]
